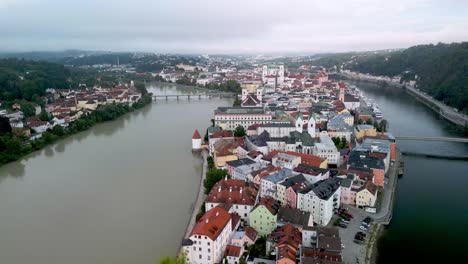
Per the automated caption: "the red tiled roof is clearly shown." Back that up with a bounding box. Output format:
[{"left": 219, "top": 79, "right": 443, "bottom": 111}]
[
  {"left": 244, "top": 226, "right": 258, "bottom": 242},
  {"left": 191, "top": 207, "right": 231, "bottom": 240},
  {"left": 211, "top": 130, "right": 234, "bottom": 139},
  {"left": 206, "top": 179, "right": 258, "bottom": 206},
  {"left": 225, "top": 245, "right": 242, "bottom": 257},
  {"left": 254, "top": 196, "right": 280, "bottom": 215},
  {"left": 192, "top": 129, "right": 201, "bottom": 139}
]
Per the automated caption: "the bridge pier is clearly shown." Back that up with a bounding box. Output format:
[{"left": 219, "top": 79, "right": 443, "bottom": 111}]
[
  {"left": 176, "top": 95, "right": 179, "bottom": 100},
  {"left": 198, "top": 94, "right": 201, "bottom": 99},
  {"left": 188, "top": 95, "right": 190, "bottom": 100},
  {"left": 165, "top": 96, "right": 168, "bottom": 100}
]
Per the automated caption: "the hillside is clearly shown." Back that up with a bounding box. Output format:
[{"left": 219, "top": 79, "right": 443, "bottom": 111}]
[
  {"left": 0, "top": 58, "right": 72, "bottom": 101},
  {"left": 314, "top": 43, "right": 468, "bottom": 113}
]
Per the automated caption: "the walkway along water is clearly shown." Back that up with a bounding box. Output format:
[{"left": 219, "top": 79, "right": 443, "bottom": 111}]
[
  {"left": 182, "top": 150, "right": 208, "bottom": 240},
  {"left": 333, "top": 72, "right": 468, "bottom": 128}
]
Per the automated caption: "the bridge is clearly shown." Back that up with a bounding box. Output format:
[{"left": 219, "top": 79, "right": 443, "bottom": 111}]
[
  {"left": 394, "top": 136, "right": 468, "bottom": 143},
  {"left": 152, "top": 92, "right": 236, "bottom": 100}
]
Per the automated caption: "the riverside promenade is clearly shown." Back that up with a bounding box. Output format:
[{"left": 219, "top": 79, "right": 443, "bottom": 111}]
[
  {"left": 333, "top": 72, "right": 468, "bottom": 127},
  {"left": 181, "top": 149, "right": 208, "bottom": 245}
]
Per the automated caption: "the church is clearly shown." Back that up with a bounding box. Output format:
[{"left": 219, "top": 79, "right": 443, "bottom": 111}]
[{"left": 262, "top": 64, "right": 284, "bottom": 87}]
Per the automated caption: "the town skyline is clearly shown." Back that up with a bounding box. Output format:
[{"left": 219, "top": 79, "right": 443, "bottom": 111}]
[{"left": 2, "top": 0, "right": 468, "bottom": 53}]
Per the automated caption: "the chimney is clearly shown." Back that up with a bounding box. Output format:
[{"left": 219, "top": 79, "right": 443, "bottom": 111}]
[
  {"left": 205, "top": 219, "right": 209, "bottom": 224},
  {"left": 218, "top": 185, "right": 222, "bottom": 192},
  {"left": 240, "top": 187, "right": 243, "bottom": 194},
  {"left": 216, "top": 212, "right": 219, "bottom": 216},
  {"left": 229, "top": 187, "right": 232, "bottom": 193},
  {"left": 224, "top": 176, "right": 227, "bottom": 181}
]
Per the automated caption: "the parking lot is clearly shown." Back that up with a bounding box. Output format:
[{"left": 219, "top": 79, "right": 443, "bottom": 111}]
[{"left": 328, "top": 206, "right": 374, "bottom": 264}]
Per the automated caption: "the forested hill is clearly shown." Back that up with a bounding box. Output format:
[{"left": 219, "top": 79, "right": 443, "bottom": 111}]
[
  {"left": 317, "top": 42, "right": 468, "bottom": 113},
  {"left": 0, "top": 58, "right": 72, "bottom": 101}
]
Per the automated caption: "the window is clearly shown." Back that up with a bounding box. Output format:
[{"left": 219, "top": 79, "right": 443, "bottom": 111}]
[{"left": 199, "top": 255, "right": 202, "bottom": 259}]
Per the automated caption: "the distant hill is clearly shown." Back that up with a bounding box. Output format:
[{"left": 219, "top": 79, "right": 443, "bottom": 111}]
[
  {"left": 314, "top": 42, "right": 468, "bottom": 114},
  {"left": 0, "top": 58, "right": 72, "bottom": 102}
]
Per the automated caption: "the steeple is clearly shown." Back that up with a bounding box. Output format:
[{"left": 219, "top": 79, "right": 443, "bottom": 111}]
[
  {"left": 308, "top": 112, "right": 316, "bottom": 137},
  {"left": 296, "top": 112, "right": 303, "bottom": 133}
]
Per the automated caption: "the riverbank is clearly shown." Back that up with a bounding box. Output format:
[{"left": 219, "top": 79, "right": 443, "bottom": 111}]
[
  {"left": 181, "top": 149, "right": 208, "bottom": 247},
  {"left": 0, "top": 95, "right": 152, "bottom": 168},
  {"left": 363, "top": 149, "right": 402, "bottom": 263},
  {"left": 333, "top": 73, "right": 468, "bottom": 128}
]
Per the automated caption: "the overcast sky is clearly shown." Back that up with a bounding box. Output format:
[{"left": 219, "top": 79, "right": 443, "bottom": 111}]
[{"left": 1, "top": 0, "right": 468, "bottom": 54}]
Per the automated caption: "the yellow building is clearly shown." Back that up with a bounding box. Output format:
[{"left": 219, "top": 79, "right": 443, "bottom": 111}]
[
  {"left": 354, "top": 124, "right": 377, "bottom": 139},
  {"left": 213, "top": 138, "right": 240, "bottom": 168},
  {"left": 356, "top": 182, "right": 378, "bottom": 207}
]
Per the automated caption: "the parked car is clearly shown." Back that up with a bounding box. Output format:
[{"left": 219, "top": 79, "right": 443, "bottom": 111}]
[
  {"left": 359, "top": 226, "right": 368, "bottom": 231},
  {"left": 341, "top": 218, "right": 350, "bottom": 224},
  {"left": 338, "top": 223, "right": 348, "bottom": 228},
  {"left": 357, "top": 232, "right": 367, "bottom": 237},
  {"left": 355, "top": 235, "right": 365, "bottom": 241},
  {"left": 353, "top": 239, "right": 364, "bottom": 245},
  {"left": 343, "top": 212, "right": 353, "bottom": 218},
  {"left": 340, "top": 215, "right": 351, "bottom": 221},
  {"left": 361, "top": 222, "right": 370, "bottom": 227}
]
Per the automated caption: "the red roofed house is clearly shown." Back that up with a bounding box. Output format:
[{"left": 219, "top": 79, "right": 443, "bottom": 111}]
[
  {"left": 209, "top": 130, "right": 234, "bottom": 155},
  {"left": 205, "top": 179, "right": 259, "bottom": 224},
  {"left": 183, "top": 206, "right": 239, "bottom": 264},
  {"left": 266, "top": 224, "right": 302, "bottom": 264},
  {"left": 223, "top": 245, "right": 243, "bottom": 264}
]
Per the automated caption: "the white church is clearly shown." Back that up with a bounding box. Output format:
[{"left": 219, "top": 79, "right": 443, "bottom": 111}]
[{"left": 262, "top": 64, "right": 284, "bottom": 87}]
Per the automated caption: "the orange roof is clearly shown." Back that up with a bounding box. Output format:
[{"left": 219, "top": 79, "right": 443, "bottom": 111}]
[
  {"left": 211, "top": 130, "right": 234, "bottom": 139},
  {"left": 192, "top": 129, "right": 202, "bottom": 139},
  {"left": 206, "top": 179, "right": 258, "bottom": 206},
  {"left": 191, "top": 207, "right": 231, "bottom": 240},
  {"left": 225, "top": 245, "right": 242, "bottom": 257}
]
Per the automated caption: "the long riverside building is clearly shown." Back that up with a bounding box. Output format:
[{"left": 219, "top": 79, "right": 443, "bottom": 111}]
[{"left": 214, "top": 107, "right": 272, "bottom": 130}]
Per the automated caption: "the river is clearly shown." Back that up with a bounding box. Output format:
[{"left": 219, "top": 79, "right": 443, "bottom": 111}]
[
  {"left": 0, "top": 81, "right": 466, "bottom": 264},
  {"left": 0, "top": 83, "right": 233, "bottom": 264},
  {"left": 352, "top": 81, "right": 468, "bottom": 263}
]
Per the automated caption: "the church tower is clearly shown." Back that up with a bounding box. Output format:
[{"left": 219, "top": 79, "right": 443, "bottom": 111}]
[
  {"left": 339, "top": 82, "right": 345, "bottom": 102},
  {"left": 256, "top": 88, "right": 263, "bottom": 101},
  {"left": 308, "top": 113, "right": 316, "bottom": 137},
  {"left": 296, "top": 112, "right": 304, "bottom": 133},
  {"left": 241, "top": 88, "right": 248, "bottom": 101}
]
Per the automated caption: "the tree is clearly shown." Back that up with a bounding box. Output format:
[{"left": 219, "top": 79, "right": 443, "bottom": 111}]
[
  {"left": 20, "top": 102, "right": 36, "bottom": 118},
  {"left": 331, "top": 137, "right": 341, "bottom": 147},
  {"left": 5, "top": 137, "right": 21, "bottom": 155},
  {"left": 234, "top": 125, "right": 246, "bottom": 137},
  {"left": 39, "top": 110, "right": 50, "bottom": 121},
  {"left": 233, "top": 97, "right": 242, "bottom": 106},
  {"left": 366, "top": 119, "right": 373, "bottom": 125},
  {"left": 51, "top": 125, "right": 65, "bottom": 137},
  {"left": 0, "top": 116, "right": 12, "bottom": 134},
  {"left": 207, "top": 156, "right": 215, "bottom": 170},
  {"left": 340, "top": 136, "right": 349, "bottom": 149},
  {"left": 204, "top": 169, "right": 228, "bottom": 194},
  {"left": 158, "top": 252, "right": 186, "bottom": 264},
  {"left": 379, "top": 119, "right": 389, "bottom": 132}
]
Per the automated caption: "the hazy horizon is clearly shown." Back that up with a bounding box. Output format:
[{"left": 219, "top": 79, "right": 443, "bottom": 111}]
[{"left": 1, "top": 0, "right": 468, "bottom": 54}]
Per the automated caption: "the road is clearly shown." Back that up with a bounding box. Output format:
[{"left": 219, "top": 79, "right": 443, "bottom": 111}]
[
  {"left": 404, "top": 85, "right": 468, "bottom": 127},
  {"left": 335, "top": 150, "right": 401, "bottom": 263}
]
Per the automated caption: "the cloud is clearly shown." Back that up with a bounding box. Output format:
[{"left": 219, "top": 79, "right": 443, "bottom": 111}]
[{"left": 0, "top": 0, "right": 467, "bottom": 53}]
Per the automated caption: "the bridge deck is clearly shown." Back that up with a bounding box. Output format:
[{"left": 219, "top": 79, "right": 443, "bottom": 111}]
[{"left": 395, "top": 136, "right": 468, "bottom": 143}]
